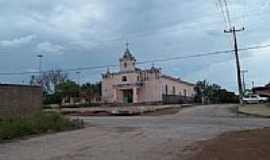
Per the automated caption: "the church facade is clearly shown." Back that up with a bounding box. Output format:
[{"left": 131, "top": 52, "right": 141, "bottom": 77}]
[{"left": 101, "top": 46, "right": 195, "bottom": 104}]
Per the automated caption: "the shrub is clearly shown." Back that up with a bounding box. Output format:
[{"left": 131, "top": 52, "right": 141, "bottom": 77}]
[
  {"left": 43, "top": 94, "right": 61, "bottom": 105},
  {"left": 0, "top": 119, "right": 33, "bottom": 140},
  {"left": 0, "top": 112, "right": 84, "bottom": 141}
]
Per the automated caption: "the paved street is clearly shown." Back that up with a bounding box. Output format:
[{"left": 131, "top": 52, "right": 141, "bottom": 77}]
[{"left": 1, "top": 104, "right": 270, "bottom": 160}]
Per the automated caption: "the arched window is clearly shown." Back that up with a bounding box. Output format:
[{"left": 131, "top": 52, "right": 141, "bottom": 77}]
[
  {"left": 122, "top": 76, "right": 127, "bottom": 82},
  {"left": 165, "top": 85, "right": 168, "bottom": 95},
  {"left": 172, "top": 86, "right": 176, "bottom": 95},
  {"left": 184, "top": 89, "right": 187, "bottom": 97},
  {"left": 124, "top": 62, "right": 127, "bottom": 68}
]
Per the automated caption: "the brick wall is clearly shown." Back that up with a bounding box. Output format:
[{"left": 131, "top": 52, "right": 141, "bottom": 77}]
[{"left": 0, "top": 84, "right": 42, "bottom": 119}]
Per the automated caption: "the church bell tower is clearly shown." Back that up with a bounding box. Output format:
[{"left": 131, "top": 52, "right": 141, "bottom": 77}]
[{"left": 119, "top": 43, "right": 136, "bottom": 72}]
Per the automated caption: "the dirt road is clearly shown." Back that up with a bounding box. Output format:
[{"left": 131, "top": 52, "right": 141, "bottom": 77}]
[{"left": 1, "top": 104, "right": 270, "bottom": 160}]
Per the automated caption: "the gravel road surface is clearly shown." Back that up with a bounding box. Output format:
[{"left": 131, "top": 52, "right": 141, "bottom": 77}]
[{"left": 1, "top": 104, "right": 270, "bottom": 160}]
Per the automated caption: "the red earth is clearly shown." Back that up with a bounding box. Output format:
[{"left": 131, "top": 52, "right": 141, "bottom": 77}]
[{"left": 191, "top": 128, "right": 270, "bottom": 160}]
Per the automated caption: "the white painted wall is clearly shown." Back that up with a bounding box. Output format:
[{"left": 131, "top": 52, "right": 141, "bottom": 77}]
[{"left": 160, "top": 77, "right": 195, "bottom": 97}]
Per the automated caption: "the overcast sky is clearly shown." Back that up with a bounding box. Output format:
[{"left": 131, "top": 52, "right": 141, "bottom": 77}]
[{"left": 0, "top": 0, "right": 270, "bottom": 92}]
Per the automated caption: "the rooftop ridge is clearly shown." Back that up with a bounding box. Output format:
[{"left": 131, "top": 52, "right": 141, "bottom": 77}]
[{"left": 161, "top": 75, "right": 195, "bottom": 86}]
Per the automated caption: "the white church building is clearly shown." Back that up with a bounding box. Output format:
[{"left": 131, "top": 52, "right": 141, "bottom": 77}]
[{"left": 101, "top": 46, "right": 195, "bottom": 104}]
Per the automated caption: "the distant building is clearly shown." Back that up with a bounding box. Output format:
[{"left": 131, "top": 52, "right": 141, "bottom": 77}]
[
  {"left": 101, "top": 45, "right": 195, "bottom": 104},
  {"left": 253, "top": 84, "right": 270, "bottom": 97}
]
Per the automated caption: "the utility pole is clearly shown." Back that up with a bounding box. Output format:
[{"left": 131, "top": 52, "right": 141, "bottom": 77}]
[
  {"left": 224, "top": 26, "right": 245, "bottom": 104},
  {"left": 241, "top": 70, "right": 248, "bottom": 92}
]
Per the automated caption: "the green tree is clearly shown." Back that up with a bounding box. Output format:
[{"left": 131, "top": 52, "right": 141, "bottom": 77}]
[
  {"left": 55, "top": 80, "right": 80, "bottom": 104},
  {"left": 194, "top": 80, "right": 209, "bottom": 103},
  {"left": 80, "top": 82, "right": 101, "bottom": 103},
  {"left": 194, "top": 80, "right": 238, "bottom": 104}
]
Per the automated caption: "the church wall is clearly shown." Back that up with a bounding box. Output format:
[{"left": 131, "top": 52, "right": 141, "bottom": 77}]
[
  {"left": 102, "top": 72, "right": 140, "bottom": 103},
  {"left": 160, "top": 77, "right": 195, "bottom": 97},
  {"left": 120, "top": 60, "right": 136, "bottom": 72},
  {"left": 112, "top": 72, "right": 139, "bottom": 85},
  {"left": 140, "top": 79, "right": 163, "bottom": 103}
]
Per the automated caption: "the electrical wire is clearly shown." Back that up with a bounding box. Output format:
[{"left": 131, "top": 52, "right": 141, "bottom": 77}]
[{"left": 0, "top": 43, "right": 270, "bottom": 76}]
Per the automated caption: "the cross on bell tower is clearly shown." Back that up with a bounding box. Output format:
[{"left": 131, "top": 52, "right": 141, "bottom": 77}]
[
  {"left": 119, "top": 42, "right": 136, "bottom": 72},
  {"left": 126, "top": 41, "right": 129, "bottom": 50}
]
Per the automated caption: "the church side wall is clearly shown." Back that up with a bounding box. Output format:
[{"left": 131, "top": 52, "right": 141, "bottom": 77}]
[
  {"left": 140, "top": 79, "right": 163, "bottom": 103},
  {"left": 160, "top": 78, "right": 195, "bottom": 97}
]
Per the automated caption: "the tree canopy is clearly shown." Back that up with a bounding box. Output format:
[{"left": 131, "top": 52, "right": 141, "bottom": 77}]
[
  {"left": 80, "top": 82, "right": 102, "bottom": 103},
  {"left": 30, "top": 69, "right": 68, "bottom": 94},
  {"left": 42, "top": 79, "right": 102, "bottom": 105},
  {"left": 194, "top": 80, "right": 239, "bottom": 104},
  {"left": 55, "top": 80, "right": 80, "bottom": 98}
]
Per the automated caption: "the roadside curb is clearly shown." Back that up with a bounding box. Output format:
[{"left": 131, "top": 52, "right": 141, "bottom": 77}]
[
  {"left": 181, "top": 104, "right": 193, "bottom": 108},
  {"left": 237, "top": 107, "right": 270, "bottom": 118},
  {"left": 56, "top": 104, "right": 187, "bottom": 116}
]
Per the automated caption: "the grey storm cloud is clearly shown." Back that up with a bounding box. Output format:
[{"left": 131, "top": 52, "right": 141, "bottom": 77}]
[
  {"left": 0, "top": 35, "right": 36, "bottom": 47},
  {"left": 36, "top": 42, "right": 65, "bottom": 55},
  {"left": 0, "top": 0, "right": 270, "bottom": 91}
]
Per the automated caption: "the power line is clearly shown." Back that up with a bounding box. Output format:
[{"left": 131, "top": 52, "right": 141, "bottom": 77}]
[
  {"left": 217, "top": 0, "right": 229, "bottom": 29},
  {"left": 217, "top": 0, "right": 235, "bottom": 48},
  {"left": 0, "top": 43, "right": 270, "bottom": 76},
  {"left": 92, "top": 7, "right": 270, "bottom": 46},
  {"left": 137, "top": 49, "right": 234, "bottom": 65},
  {"left": 0, "top": 64, "right": 118, "bottom": 76},
  {"left": 220, "top": 0, "right": 245, "bottom": 103},
  {"left": 238, "top": 43, "right": 270, "bottom": 52},
  {"left": 241, "top": 0, "right": 249, "bottom": 27},
  {"left": 223, "top": 0, "right": 232, "bottom": 29}
]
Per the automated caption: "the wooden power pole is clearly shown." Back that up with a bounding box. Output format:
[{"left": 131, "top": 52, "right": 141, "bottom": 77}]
[{"left": 224, "top": 26, "right": 245, "bottom": 104}]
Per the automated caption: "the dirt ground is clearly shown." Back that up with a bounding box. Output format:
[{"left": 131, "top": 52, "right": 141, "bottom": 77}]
[
  {"left": 1, "top": 104, "right": 270, "bottom": 160},
  {"left": 192, "top": 128, "right": 270, "bottom": 160}
]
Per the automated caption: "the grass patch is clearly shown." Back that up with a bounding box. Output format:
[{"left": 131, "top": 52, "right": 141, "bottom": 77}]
[{"left": 0, "top": 112, "right": 84, "bottom": 142}]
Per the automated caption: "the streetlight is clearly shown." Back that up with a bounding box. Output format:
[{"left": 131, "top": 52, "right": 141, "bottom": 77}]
[
  {"left": 37, "top": 54, "right": 44, "bottom": 75},
  {"left": 37, "top": 54, "right": 44, "bottom": 86}
]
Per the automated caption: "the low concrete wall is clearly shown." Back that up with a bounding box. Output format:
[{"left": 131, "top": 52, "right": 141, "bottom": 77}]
[
  {"left": 162, "top": 95, "right": 193, "bottom": 104},
  {"left": 0, "top": 84, "right": 43, "bottom": 119}
]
